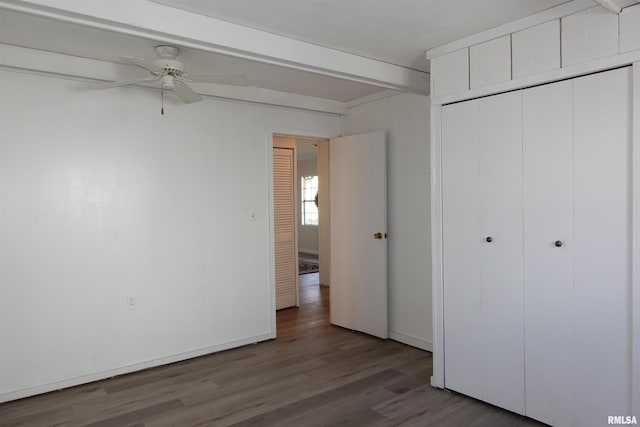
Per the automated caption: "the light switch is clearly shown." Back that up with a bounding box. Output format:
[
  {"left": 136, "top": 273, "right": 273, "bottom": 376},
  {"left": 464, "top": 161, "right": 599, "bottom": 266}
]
[{"left": 248, "top": 209, "right": 257, "bottom": 221}]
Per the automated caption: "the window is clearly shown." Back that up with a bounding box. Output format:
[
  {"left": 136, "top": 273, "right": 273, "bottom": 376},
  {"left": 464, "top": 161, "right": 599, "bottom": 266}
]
[{"left": 301, "top": 175, "right": 319, "bottom": 225}]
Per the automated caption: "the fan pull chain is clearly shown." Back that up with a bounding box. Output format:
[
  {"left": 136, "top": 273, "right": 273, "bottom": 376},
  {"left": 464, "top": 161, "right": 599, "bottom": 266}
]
[{"left": 161, "top": 85, "right": 165, "bottom": 115}]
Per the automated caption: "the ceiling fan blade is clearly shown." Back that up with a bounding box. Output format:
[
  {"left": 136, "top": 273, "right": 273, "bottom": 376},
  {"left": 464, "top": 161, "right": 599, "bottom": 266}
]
[
  {"left": 121, "top": 56, "right": 163, "bottom": 73},
  {"left": 88, "top": 75, "right": 161, "bottom": 90},
  {"left": 186, "top": 73, "right": 248, "bottom": 86},
  {"left": 173, "top": 81, "right": 202, "bottom": 104}
]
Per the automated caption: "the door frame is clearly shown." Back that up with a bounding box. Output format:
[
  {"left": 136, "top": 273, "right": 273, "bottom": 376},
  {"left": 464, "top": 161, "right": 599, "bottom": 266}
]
[{"left": 266, "top": 127, "right": 338, "bottom": 338}]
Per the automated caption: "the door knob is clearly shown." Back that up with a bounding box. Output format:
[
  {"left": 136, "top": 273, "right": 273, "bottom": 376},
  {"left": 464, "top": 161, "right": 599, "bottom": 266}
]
[
  {"left": 373, "top": 232, "right": 383, "bottom": 239},
  {"left": 486, "top": 237, "right": 493, "bottom": 243},
  {"left": 555, "top": 240, "right": 563, "bottom": 247}
]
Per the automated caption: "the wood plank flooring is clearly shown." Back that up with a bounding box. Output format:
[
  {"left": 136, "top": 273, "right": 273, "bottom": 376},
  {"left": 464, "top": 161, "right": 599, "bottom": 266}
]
[{"left": 0, "top": 274, "right": 543, "bottom": 426}]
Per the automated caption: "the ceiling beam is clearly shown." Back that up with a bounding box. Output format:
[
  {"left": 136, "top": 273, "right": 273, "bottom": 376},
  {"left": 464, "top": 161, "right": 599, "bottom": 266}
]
[
  {"left": 595, "top": 0, "right": 622, "bottom": 13},
  {"left": 595, "top": 0, "right": 640, "bottom": 13},
  {"left": 0, "top": 0, "right": 428, "bottom": 94},
  {"left": 0, "top": 44, "right": 347, "bottom": 115}
]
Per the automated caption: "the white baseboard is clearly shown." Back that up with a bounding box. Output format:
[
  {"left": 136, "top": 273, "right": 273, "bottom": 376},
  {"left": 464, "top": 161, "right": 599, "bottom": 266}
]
[
  {"left": 389, "top": 331, "right": 433, "bottom": 352},
  {"left": 0, "top": 333, "right": 273, "bottom": 404},
  {"left": 431, "top": 375, "right": 445, "bottom": 389}
]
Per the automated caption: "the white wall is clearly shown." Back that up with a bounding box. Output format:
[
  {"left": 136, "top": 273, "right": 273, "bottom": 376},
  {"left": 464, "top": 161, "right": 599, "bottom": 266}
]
[
  {"left": 342, "top": 93, "right": 432, "bottom": 351},
  {"left": 297, "top": 157, "right": 318, "bottom": 254},
  {"left": 0, "top": 70, "right": 339, "bottom": 402}
]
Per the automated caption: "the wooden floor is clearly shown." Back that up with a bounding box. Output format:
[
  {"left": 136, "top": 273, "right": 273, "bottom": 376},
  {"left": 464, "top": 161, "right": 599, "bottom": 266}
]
[{"left": 0, "top": 274, "right": 542, "bottom": 426}]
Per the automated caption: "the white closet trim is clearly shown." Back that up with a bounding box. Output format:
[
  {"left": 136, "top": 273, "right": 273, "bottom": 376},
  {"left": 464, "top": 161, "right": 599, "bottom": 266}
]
[
  {"left": 632, "top": 61, "right": 640, "bottom": 417},
  {"left": 432, "top": 50, "right": 640, "bottom": 107},
  {"left": 430, "top": 104, "right": 444, "bottom": 388}
]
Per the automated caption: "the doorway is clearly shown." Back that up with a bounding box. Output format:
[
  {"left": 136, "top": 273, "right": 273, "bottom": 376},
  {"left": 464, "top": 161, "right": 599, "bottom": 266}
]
[
  {"left": 297, "top": 137, "right": 319, "bottom": 288},
  {"left": 272, "top": 134, "right": 329, "bottom": 312},
  {"left": 271, "top": 130, "right": 388, "bottom": 340}
]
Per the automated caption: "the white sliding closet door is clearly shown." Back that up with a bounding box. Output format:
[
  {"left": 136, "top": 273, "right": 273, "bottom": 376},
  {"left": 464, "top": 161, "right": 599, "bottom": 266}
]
[
  {"left": 523, "top": 80, "right": 574, "bottom": 427},
  {"left": 443, "top": 91, "right": 524, "bottom": 414},
  {"left": 442, "top": 100, "right": 482, "bottom": 400},
  {"left": 572, "top": 67, "right": 633, "bottom": 427},
  {"left": 477, "top": 92, "right": 524, "bottom": 414},
  {"left": 441, "top": 66, "right": 634, "bottom": 427}
]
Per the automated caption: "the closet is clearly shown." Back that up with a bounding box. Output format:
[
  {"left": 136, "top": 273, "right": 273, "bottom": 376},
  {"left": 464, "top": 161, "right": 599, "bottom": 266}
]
[{"left": 441, "top": 67, "right": 632, "bottom": 427}]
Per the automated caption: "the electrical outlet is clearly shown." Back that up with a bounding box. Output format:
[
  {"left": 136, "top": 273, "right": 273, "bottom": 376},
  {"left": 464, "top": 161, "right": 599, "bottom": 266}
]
[{"left": 127, "top": 296, "right": 138, "bottom": 311}]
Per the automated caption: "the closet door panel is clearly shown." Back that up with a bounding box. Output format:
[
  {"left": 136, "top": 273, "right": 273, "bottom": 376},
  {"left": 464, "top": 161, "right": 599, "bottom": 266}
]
[
  {"left": 442, "top": 100, "right": 482, "bottom": 400},
  {"left": 477, "top": 91, "right": 525, "bottom": 414},
  {"left": 523, "top": 80, "right": 574, "bottom": 427},
  {"left": 573, "top": 67, "right": 633, "bottom": 426}
]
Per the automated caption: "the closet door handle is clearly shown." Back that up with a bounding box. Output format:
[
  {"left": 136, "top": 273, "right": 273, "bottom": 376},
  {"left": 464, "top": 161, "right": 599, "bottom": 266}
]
[
  {"left": 485, "top": 237, "right": 493, "bottom": 243},
  {"left": 555, "top": 240, "right": 563, "bottom": 247}
]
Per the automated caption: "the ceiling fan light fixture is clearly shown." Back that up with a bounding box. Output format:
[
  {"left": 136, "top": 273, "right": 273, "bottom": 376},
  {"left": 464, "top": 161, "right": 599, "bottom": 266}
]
[
  {"left": 161, "top": 74, "right": 175, "bottom": 89},
  {"left": 154, "top": 45, "right": 180, "bottom": 59},
  {"left": 88, "top": 44, "right": 248, "bottom": 107},
  {"left": 152, "top": 58, "right": 185, "bottom": 74}
]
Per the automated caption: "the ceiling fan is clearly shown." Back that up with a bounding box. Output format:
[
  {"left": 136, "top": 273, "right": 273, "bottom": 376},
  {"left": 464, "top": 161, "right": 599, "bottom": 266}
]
[{"left": 89, "top": 45, "right": 248, "bottom": 105}]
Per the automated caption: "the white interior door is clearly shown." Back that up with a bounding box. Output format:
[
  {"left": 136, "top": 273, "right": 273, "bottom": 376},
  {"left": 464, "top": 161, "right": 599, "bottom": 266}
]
[{"left": 329, "top": 131, "right": 387, "bottom": 339}]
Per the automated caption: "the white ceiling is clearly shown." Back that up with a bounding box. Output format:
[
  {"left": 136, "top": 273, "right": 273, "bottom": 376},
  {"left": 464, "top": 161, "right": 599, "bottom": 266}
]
[
  {"left": 296, "top": 138, "right": 320, "bottom": 161},
  {"left": 0, "top": 9, "right": 384, "bottom": 102},
  {"left": 0, "top": 0, "right": 598, "bottom": 105},
  {"left": 150, "top": 0, "right": 574, "bottom": 72}
]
